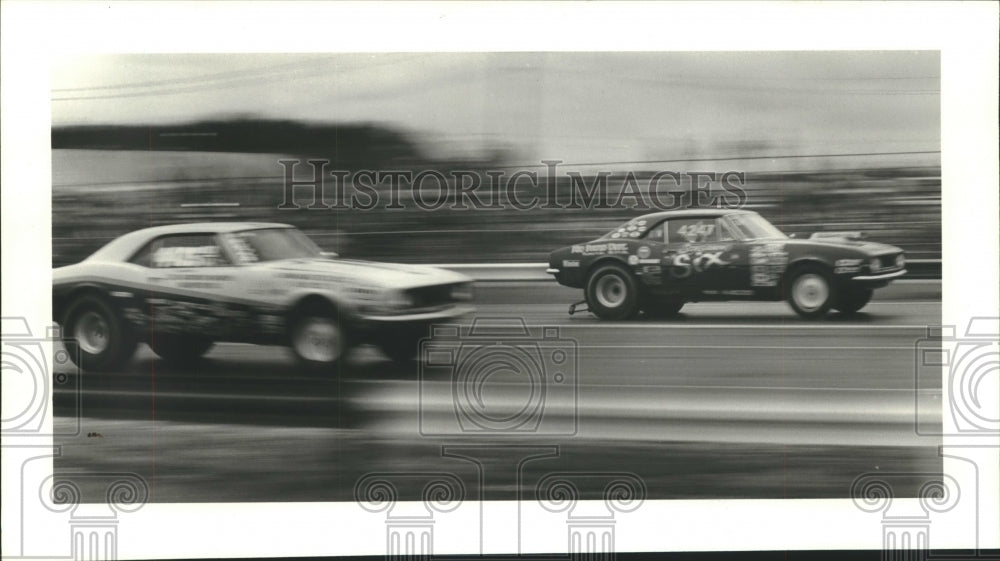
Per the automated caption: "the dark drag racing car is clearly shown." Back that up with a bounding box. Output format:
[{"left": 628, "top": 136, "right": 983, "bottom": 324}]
[
  {"left": 53, "top": 223, "right": 473, "bottom": 371},
  {"left": 547, "top": 209, "right": 906, "bottom": 319}
]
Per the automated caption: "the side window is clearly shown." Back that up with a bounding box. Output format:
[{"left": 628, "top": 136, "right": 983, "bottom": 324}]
[
  {"left": 131, "top": 234, "right": 230, "bottom": 268},
  {"left": 717, "top": 218, "right": 739, "bottom": 241},
  {"left": 643, "top": 222, "right": 666, "bottom": 243},
  {"left": 665, "top": 218, "right": 718, "bottom": 243}
]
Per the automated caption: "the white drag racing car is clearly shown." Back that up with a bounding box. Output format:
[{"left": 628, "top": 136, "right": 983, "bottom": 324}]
[{"left": 53, "top": 223, "right": 473, "bottom": 371}]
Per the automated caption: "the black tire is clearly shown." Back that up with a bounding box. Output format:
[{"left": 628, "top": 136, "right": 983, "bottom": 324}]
[
  {"left": 834, "top": 287, "right": 873, "bottom": 314},
  {"left": 288, "top": 310, "right": 350, "bottom": 372},
  {"left": 585, "top": 264, "right": 641, "bottom": 320},
  {"left": 62, "top": 294, "right": 136, "bottom": 372},
  {"left": 643, "top": 299, "right": 685, "bottom": 318},
  {"left": 786, "top": 264, "right": 835, "bottom": 319},
  {"left": 149, "top": 334, "right": 214, "bottom": 364}
]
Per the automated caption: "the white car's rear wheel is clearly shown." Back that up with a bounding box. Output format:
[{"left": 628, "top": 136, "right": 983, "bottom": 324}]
[{"left": 62, "top": 294, "right": 136, "bottom": 371}]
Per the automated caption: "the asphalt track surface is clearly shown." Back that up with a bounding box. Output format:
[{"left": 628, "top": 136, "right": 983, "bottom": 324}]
[{"left": 53, "top": 281, "right": 943, "bottom": 503}]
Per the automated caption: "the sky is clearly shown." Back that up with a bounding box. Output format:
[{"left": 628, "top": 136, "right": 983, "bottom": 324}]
[{"left": 51, "top": 51, "right": 940, "bottom": 167}]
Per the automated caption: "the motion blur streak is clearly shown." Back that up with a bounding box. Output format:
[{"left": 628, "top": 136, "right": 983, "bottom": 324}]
[{"left": 53, "top": 282, "right": 941, "bottom": 502}]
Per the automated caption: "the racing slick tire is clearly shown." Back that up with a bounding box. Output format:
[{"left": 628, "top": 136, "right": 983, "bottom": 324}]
[
  {"left": 586, "top": 264, "right": 641, "bottom": 320},
  {"left": 833, "top": 287, "right": 873, "bottom": 314},
  {"left": 289, "top": 311, "right": 350, "bottom": 372},
  {"left": 150, "top": 334, "right": 214, "bottom": 364},
  {"left": 643, "top": 300, "right": 685, "bottom": 318},
  {"left": 786, "top": 264, "right": 835, "bottom": 319},
  {"left": 62, "top": 294, "right": 137, "bottom": 371}
]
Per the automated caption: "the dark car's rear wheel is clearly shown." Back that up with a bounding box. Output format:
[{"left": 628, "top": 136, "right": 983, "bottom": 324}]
[
  {"left": 150, "top": 334, "right": 214, "bottom": 363},
  {"left": 62, "top": 294, "right": 136, "bottom": 371},
  {"left": 643, "top": 300, "right": 685, "bottom": 318},
  {"left": 834, "top": 287, "right": 873, "bottom": 314},
  {"left": 290, "top": 314, "right": 349, "bottom": 371},
  {"left": 786, "top": 265, "right": 835, "bottom": 318},
  {"left": 586, "top": 264, "right": 640, "bottom": 320}
]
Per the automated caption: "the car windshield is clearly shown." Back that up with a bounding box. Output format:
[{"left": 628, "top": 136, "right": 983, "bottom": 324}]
[
  {"left": 224, "top": 228, "right": 322, "bottom": 263},
  {"left": 725, "top": 213, "right": 787, "bottom": 241}
]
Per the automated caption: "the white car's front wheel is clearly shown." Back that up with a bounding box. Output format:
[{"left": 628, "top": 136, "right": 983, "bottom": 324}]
[{"left": 291, "top": 315, "right": 348, "bottom": 370}]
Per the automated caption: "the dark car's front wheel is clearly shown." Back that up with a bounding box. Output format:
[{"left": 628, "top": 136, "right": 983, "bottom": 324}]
[
  {"left": 62, "top": 294, "right": 136, "bottom": 371},
  {"left": 834, "top": 287, "right": 873, "bottom": 314},
  {"left": 586, "top": 264, "right": 640, "bottom": 320},
  {"left": 786, "top": 265, "right": 835, "bottom": 318}
]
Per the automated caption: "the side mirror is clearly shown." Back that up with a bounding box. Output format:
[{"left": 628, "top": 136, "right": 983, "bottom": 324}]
[{"left": 320, "top": 251, "right": 339, "bottom": 259}]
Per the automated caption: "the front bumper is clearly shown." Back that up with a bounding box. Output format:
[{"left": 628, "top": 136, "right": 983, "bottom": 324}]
[
  {"left": 851, "top": 269, "right": 907, "bottom": 282},
  {"left": 359, "top": 304, "right": 474, "bottom": 323}
]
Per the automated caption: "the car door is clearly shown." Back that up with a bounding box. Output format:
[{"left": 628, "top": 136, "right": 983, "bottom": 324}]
[
  {"left": 139, "top": 233, "right": 239, "bottom": 340},
  {"left": 661, "top": 217, "right": 746, "bottom": 295}
]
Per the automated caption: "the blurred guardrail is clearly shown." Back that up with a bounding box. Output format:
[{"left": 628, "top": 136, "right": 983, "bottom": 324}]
[{"left": 435, "top": 259, "right": 942, "bottom": 282}]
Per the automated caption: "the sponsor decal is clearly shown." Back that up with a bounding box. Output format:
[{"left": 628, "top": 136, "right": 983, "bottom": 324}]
[
  {"left": 627, "top": 255, "right": 640, "bottom": 265},
  {"left": 641, "top": 265, "right": 662, "bottom": 284},
  {"left": 722, "top": 289, "right": 754, "bottom": 296},
  {"left": 637, "top": 246, "right": 652, "bottom": 259},
  {"left": 668, "top": 250, "right": 731, "bottom": 279},
  {"left": 562, "top": 259, "right": 580, "bottom": 268},
  {"left": 749, "top": 243, "right": 788, "bottom": 287},
  {"left": 571, "top": 242, "right": 630, "bottom": 255},
  {"left": 675, "top": 221, "right": 715, "bottom": 242},
  {"left": 638, "top": 258, "right": 660, "bottom": 264},
  {"left": 834, "top": 258, "right": 864, "bottom": 275}
]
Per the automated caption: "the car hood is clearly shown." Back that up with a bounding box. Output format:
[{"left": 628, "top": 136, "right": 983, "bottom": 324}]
[
  {"left": 781, "top": 238, "right": 901, "bottom": 256},
  {"left": 260, "top": 258, "right": 471, "bottom": 289}
]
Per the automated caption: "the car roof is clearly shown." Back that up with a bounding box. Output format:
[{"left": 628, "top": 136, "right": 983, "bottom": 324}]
[
  {"left": 86, "top": 222, "right": 294, "bottom": 263},
  {"left": 133, "top": 222, "right": 293, "bottom": 235},
  {"left": 629, "top": 208, "right": 756, "bottom": 223}
]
